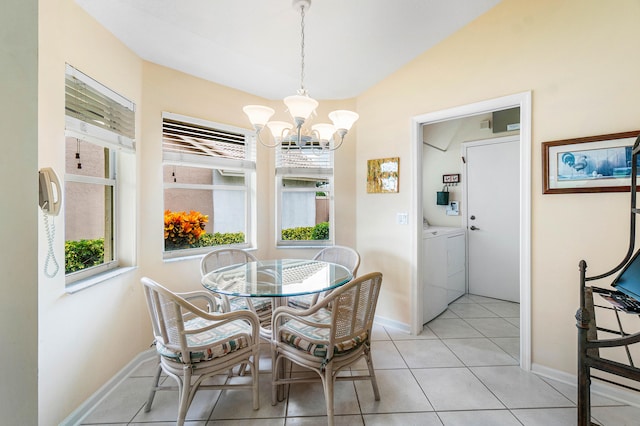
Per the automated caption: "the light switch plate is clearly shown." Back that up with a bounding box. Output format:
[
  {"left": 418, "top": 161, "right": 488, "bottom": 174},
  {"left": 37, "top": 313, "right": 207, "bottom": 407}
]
[{"left": 397, "top": 212, "right": 408, "bottom": 225}]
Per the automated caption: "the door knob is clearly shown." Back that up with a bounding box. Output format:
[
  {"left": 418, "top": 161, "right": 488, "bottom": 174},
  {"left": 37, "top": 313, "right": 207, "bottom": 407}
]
[
  {"left": 470, "top": 225, "right": 480, "bottom": 231},
  {"left": 470, "top": 215, "right": 476, "bottom": 220}
]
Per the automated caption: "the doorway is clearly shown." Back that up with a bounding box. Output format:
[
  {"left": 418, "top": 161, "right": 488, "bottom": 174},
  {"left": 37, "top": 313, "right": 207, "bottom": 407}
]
[
  {"left": 411, "top": 92, "right": 532, "bottom": 370},
  {"left": 464, "top": 136, "right": 519, "bottom": 303}
]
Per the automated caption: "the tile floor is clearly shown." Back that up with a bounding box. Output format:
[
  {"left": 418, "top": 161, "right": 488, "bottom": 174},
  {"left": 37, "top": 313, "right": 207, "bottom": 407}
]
[{"left": 79, "top": 294, "right": 640, "bottom": 425}]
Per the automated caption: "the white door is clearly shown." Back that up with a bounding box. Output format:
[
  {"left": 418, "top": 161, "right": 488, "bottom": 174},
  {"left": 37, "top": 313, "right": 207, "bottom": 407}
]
[{"left": 464, "top": 137, "right": 519, "bottom": 302}]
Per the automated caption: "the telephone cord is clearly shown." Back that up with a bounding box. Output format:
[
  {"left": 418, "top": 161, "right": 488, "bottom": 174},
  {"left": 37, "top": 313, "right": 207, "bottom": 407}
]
[{"left": 43, "top": 213, "right": 60, "bottom": 278}]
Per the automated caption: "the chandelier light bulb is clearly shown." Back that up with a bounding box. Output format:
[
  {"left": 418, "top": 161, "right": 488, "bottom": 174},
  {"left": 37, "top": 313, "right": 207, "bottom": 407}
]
[
  {"left": 243, "top": 105, "right": 275, "bottom": 129},
  {"left": 284, "top": 94, "right": 318, "bottom": 122},
  {"left": 312, "top": 123, "right": 336, "bottom": 141},
  {"left": 328, "top": 110, "right": 359, "bottom": 132},
  {"left": 266, "top": 121, "right": 293, "bottom": 141}
]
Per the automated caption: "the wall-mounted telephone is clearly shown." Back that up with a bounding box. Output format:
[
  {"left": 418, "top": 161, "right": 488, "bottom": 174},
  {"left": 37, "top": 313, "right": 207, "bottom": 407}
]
[
  {"left": 39, "top": 168, "right": 62, "bottom": 277},
  {"left": 39, "top": 167, "right": 62, "bottom": 216}
]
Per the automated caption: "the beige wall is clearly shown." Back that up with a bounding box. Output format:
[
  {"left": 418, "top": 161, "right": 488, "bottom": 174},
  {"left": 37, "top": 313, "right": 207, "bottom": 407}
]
[
  {"left": 34, "top": 0, "right": 640, "bottom": 422},
  {"left": 355, "top": 0, "right": 640, "bottom": 375},
  {"left": 38, "top": 1, "right": 144, "bottom": 423},
  {"left": 37, "top": 1, "right": 357, "bottom": 423},
  {"left": 136, "top": 63, "right": 357, "bottom": 294}
]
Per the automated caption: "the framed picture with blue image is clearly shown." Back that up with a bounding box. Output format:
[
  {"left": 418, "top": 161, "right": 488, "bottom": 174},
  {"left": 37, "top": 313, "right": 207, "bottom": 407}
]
[{"left": 542, "top": 130, "right": 640, "bottom": 194}]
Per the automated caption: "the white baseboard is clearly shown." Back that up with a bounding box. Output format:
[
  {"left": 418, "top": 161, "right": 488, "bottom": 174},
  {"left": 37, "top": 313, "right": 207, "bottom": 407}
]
[
  {"left": 60, "top": 349, "right": 157, "bottom": 426},
  {"left": 532, "top": 362, "right": 640, "bottom": 408},
  {"left": 374, "top": 315, "right": 410, "bottom": 334}
]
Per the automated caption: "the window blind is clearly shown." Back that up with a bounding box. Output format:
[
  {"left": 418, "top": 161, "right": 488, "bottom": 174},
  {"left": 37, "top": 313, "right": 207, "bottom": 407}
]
[
  {"left": 65, "top": 64, "right": 135, "bottom": 151},
  {"left": 276, "top": 143, "right": 333, "bottom": 176},
  {"left": 162, "top": 112, "right": 255, "bottom": 170}
]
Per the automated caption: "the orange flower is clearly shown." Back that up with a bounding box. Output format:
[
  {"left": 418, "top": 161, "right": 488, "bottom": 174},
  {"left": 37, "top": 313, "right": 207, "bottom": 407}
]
[{"left": 163, "top": 209, "right": 209, "bottom": 248}]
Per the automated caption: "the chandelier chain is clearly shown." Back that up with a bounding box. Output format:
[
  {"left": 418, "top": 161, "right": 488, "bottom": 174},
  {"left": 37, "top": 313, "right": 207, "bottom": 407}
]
[
  {"left": 299, "top": 4, "right": 306, "bottom": 93},
  {"left": 242, "top": 0, "right": 358, "bottom": 151}
]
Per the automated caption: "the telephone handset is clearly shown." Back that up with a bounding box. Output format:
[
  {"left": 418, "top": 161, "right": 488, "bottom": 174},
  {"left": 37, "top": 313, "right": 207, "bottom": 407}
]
[
  {"left": 39, "top": 167, "right": 62, "bottom": 216},
  {"left": 39, "top": 168, "right": 62, "bottom": 277}
]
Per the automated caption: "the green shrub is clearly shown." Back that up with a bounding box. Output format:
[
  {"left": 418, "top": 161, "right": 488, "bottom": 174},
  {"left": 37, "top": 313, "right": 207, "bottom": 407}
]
[
  {"left": 281, "top": 222, "right": 330, "bottom": 241},
  {"left": 195, "top": 232, "right": 245, "bottom": 247},
  {"left": 164, "top": 231, "right": 245, "bottom": 250},
  {"left": 312, "top": 222, "right": 329, "bottom": 240},
  {"left": 65, "top": 238, "right": 104, "bottom": 273},
  {"left": 282, "top": 226, "right": 314, "bottom": 240}
]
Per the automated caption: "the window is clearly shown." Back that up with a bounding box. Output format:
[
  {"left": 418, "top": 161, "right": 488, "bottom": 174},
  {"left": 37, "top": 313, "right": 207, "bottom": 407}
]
[
  {"left": 162, "top": 112, "right": 255, "bottom": 257},
  {"left": 276, "top": 143, "right": 334, "bottom": 246},
  {"left": 64, "top": 64, "right": 135, "bottom": 285}
]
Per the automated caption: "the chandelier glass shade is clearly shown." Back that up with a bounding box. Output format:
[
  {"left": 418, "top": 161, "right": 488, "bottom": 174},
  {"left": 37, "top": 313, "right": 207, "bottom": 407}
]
[{"left": 243, "top": 0, "right": 358, "bottom": 150}]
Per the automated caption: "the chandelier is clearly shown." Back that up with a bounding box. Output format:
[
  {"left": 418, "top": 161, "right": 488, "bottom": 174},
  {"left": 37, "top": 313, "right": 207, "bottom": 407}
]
[{"left": 243, "top": 0, "right": 359, "bottom": 151}]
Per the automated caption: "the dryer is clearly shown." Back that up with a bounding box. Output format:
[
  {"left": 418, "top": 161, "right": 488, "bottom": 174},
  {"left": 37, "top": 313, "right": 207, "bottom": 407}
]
[{"left": 422, "top": 226, "right": 466, "bottom": 324}]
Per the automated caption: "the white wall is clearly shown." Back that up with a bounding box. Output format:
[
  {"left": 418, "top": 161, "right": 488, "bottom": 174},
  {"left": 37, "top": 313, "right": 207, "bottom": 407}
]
[{"left": 0, "top": 0, "right": 38, "bottom": 423}]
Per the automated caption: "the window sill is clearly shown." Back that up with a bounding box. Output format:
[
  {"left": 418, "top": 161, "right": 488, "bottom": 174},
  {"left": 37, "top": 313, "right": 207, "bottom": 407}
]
[
  {"left": 163, "top": 253, "right": 204, "bottom": 263},
  {"left": 65, "top": 266, "right": 137, "bottom": 294},
  {"left": 163, "top": 245, "right": 253, "bottom": 262},
  {"left": 276, "top": 242, "right": 333, "bottom": 249}
]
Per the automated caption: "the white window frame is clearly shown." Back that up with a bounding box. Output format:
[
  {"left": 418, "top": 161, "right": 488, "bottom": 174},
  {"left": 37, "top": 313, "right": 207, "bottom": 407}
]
[
  {"left": 276, "top": 146, "right": 335, "bottom": 247},
  {"left": 64, "top": 145, "right": 119, "bottom": 284},
  {"left": 64, "top": 64, "right": 136, "bottom": 287},
  {"left": 162, "top": 112, "right": 256, "bottom": 259}
]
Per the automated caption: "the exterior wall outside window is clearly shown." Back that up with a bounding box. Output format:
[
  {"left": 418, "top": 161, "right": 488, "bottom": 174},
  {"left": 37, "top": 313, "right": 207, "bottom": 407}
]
[
  {"left": 65, "top": 137, "right": 110, "bottom": 241},
  {"left": 161, "top": 113, "right": 254, "bottom": 254},
  {"left": 282, "top": 192, "right": 316, "bottom": 228}
]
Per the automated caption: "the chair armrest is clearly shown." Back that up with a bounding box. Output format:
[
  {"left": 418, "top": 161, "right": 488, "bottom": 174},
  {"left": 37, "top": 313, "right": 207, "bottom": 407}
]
[
  {"left": 188, "top": 306, "right": 261, "bottom": 345},
  {"left": 173, "top": 293, "right": 261, "bottom": 344},
  {"left": 274, "top": 292, "right": 332, "bottom": 318},
  {"left": 176, "top": 290, "right": 221, "bottom": 313}
]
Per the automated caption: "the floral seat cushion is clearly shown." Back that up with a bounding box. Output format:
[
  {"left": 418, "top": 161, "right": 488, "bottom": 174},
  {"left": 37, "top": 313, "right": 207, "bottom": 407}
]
[
  {"left": 279, "top": 308, "right": 368, "bottom": 358},
  {"left": 156, "top": 316, "right": 251, "bottom": 364}
]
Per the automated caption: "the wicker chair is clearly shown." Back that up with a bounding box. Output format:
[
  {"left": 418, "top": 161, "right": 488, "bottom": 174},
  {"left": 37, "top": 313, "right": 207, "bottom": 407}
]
[
  {"left": 141, "top": 277, "right": 260, "bottom": 426},
  {"left": 200, "top": 248, "right": 273, "bottom": 329},
  {"left": 288, "top": 245, "right": 361, "bottom": 310},
  {"left": 271, "top": 272, "right": 382, "bottom": 426}
]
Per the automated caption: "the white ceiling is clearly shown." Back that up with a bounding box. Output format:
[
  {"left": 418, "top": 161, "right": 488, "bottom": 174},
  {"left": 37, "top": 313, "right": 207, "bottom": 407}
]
[{"left": 76, "top": 0, "right": 501, "bottom": 100}]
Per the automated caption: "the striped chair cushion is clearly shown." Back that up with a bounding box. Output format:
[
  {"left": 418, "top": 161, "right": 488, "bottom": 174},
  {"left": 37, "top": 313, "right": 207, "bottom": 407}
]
[
  {"left": 156, "top": 316, "right": 251, "bottom": 364},
  {"left": 279, "top": 308, "right": 368, "bottom": 358}
]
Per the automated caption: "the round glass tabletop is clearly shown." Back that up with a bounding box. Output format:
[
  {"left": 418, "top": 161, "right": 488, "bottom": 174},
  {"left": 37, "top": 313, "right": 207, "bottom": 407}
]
[{"left": 201, "top": 259, "right": 352, "bottom": 297}]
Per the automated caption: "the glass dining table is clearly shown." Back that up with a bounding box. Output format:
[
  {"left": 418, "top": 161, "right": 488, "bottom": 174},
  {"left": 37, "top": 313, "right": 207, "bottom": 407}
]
[
  {"left": 202, "top": 258, "right": 352, "bottom": 400},
  {"left": 201, "top": 258, "right": 353, "bottom": 303}
]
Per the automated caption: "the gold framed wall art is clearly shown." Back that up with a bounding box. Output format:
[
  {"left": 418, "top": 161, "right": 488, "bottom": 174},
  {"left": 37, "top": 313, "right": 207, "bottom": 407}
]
[{"left": 367, "top": 157, "right": 399, "bottom": 193}]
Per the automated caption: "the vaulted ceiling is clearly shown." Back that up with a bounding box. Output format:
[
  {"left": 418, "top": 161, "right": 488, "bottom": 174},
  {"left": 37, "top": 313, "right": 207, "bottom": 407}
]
[{"left": 76, "top": 0, "right": 501, "bottom": 100}]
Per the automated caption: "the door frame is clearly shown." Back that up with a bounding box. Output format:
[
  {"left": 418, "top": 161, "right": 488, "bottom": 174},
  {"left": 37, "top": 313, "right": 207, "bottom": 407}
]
[
  {"left": 410, "top": 91, "right": 532, "bottom": 370},
  {"left": 462, "top": 135, "right": 520, "bottom": 302}
]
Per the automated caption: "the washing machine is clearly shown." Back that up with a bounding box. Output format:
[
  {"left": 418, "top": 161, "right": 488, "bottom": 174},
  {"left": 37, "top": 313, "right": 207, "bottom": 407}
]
[{"left": 422, "top": 226, "right": 466, "bottom": 324}]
